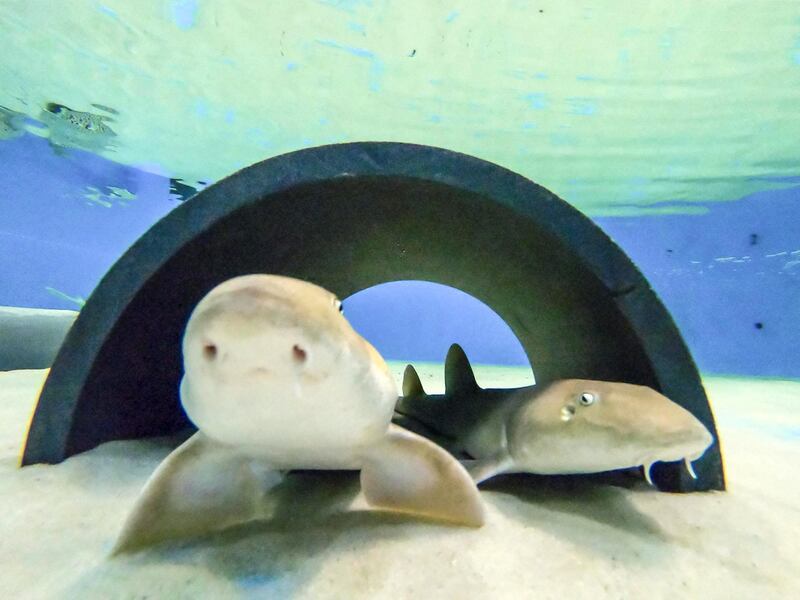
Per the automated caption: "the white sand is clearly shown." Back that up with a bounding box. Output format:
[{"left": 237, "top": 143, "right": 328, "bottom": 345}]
[{"left": 1, "top": 367, "right": 798, "bottom": 599}]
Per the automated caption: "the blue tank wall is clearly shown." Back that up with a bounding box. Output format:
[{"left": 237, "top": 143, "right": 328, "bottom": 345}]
[{"left": 1, "top": 134, "right": 798, "bottom": 377}]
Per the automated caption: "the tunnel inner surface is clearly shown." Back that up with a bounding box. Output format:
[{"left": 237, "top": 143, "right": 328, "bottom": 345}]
[{"left": 21, "top": 142, "right": 724, "bottom": 492}]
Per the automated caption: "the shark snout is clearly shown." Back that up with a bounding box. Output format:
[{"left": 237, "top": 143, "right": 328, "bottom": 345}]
[
  {"left": 197, "top": 333, "right": 314, "bottom": 372},
  {"left": 639, "top": 403, "right": 714, "bottom": 476},
  {"left": 673, "top": 414, "right": 713, "bottom": 459}
]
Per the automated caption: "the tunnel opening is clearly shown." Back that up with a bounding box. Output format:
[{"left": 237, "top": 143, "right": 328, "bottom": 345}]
[{"left": 343, "top": 280, "right": 535, "bottom": 392}]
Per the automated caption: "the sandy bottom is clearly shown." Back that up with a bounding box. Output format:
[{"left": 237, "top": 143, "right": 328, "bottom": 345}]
[{"left": 1, "top": 366, "right": 798, "bottom": 599}]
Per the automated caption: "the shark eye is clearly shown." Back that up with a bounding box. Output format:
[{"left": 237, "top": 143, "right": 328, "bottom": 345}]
[
  {"left": 334, "top": 298, "right": 343, "bottom": 313},
  {"left": 579, "top": 392, "right": 596, "bottom": 406}
]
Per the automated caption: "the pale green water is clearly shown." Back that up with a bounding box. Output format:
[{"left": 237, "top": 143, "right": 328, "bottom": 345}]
[{"left": 2, "top": 1, "right": 799, "bottom": 215}]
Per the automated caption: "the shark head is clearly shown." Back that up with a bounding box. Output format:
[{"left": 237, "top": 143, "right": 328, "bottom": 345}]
[
  {"left": 180, "top": 274, "right": 395, "bottom": 450},
  {"left": 508, "top": 379, "right": 714, "bottom": 482},
  {"left": 114, "top": 283, "right": 488, "bottom": 552}
]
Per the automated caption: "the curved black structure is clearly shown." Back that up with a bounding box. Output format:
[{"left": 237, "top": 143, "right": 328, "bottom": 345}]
[{"left": 21, "top": 142, "right": 724, "bottom": 491}]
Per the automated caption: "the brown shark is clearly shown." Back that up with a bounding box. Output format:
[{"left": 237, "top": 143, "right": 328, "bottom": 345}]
[{"left": 396, "top": 344, "right": 714, "bottom": 486}]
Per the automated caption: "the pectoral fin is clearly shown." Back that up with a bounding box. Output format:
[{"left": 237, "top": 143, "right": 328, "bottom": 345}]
[
  {"left": 461, "top": 453, "right": 515, "bottom": 485},
  {"left": 360, "top": 424, "right": 485, "bottom": 527},
  {"left": 112, "top": 432, "right": 272, "bottom": 554}
]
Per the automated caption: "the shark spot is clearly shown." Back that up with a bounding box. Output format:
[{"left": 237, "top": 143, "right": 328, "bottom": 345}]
[{"left": 203, "top": 343, "right": 218, "bottom": 360}]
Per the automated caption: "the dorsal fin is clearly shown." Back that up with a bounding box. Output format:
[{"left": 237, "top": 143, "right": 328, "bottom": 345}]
[
  {"left": 402, "top": 364, "right": 426, "bottom": 397},
  {"left": 445, "top": 343, "right": 479, "bottom": 396}
]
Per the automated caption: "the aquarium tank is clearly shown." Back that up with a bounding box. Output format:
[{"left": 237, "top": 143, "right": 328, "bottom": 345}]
[{"left": 0, "top": 2, "right": 798, "bottom": 598}]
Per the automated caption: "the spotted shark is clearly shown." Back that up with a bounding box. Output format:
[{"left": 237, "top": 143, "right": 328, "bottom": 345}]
[{"left": 396, "top": 344, "right": 714, "bottom": 486}]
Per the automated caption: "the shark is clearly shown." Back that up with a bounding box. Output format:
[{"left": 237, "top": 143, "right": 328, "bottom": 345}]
[
  {"left": 113, "top": 275, "right": 484, "bottom": 553},
  {"left": 396, "top": 344, "right": 714, "bottom": 486}
]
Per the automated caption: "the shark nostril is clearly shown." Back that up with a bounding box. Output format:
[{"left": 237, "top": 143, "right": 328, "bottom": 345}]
[
  {"left": 292, "top": 344, "right": 307, "bottom": 364},
  {"left": 202, "top": 343, "right": 218, "bottom": 360}
]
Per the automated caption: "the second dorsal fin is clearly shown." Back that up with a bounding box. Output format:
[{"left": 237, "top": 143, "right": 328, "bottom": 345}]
[
  {"left": 445, "top": 343, "right": 479, "bottom": 396},
  {"left": 402, "top": 364, "right": 426, "bottom": 397}
]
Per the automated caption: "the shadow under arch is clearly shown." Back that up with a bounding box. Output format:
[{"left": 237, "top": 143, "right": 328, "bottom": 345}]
[{"left": 20, "top": 142, "right": 724, "bottom": 492}]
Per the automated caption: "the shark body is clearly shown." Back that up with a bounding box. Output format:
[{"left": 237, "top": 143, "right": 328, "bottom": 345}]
[
  {"left": 397, "top": 344, "right": 714, "bottom": 486},
  {"left": 114, "top": 275, "right": 484, "bottom": 553}
]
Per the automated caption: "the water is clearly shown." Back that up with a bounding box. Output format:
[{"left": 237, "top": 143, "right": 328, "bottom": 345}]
[
  {"left": 1, "top": 3, "right": 799, "bottom": 597},
  {"left": 1, "top": 1, "right": 798, "bottom": 376}
]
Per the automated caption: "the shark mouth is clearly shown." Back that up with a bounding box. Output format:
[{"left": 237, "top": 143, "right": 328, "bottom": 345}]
[{"left": 643, "top": 457, "right": 699, "bottom": 486}]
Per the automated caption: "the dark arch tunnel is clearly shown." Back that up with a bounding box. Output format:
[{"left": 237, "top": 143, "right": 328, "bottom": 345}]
[{"left": 21, "top": 142, "right": 724, "bottom": 492}]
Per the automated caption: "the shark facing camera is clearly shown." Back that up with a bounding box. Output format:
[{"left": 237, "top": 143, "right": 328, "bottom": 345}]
[
  {"left": 113, "top": 274, "right": 485, "bottom": 554},
  {"left": 114, "top": 274, "right": 714, "bottom": 553}
]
